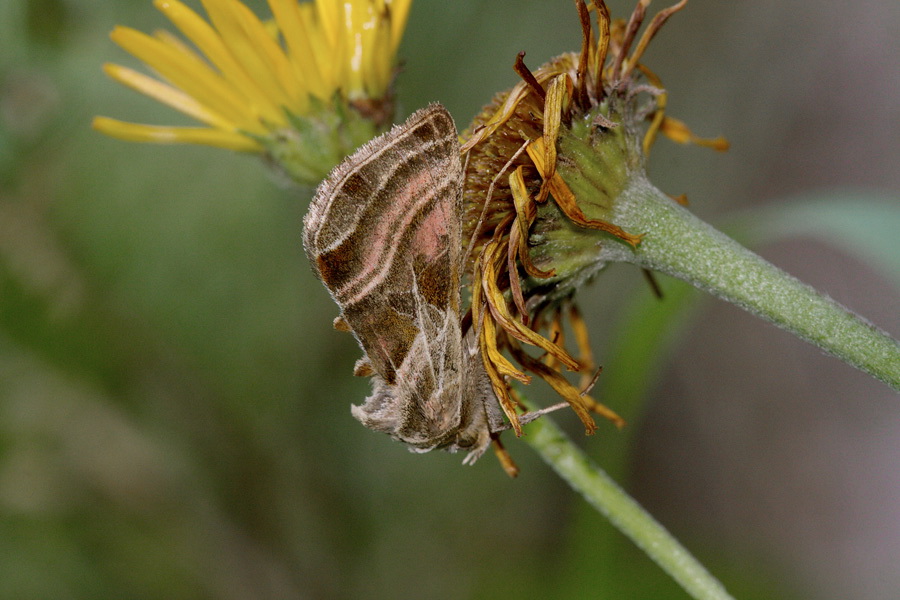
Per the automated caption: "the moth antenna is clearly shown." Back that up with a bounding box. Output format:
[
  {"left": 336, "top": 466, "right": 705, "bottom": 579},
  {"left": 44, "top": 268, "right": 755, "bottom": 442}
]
[
  {"left": 579, "top": 366, "right": 603, "bottom": 396},
  {"left": 462, "top": 139, "right": 532, "bottom": 269},
  {"left": 493, "top": 402, "right": 570, "bottom": 432},
  {"left": 460, "top": 147, "right": 471, "bottom": 185}
]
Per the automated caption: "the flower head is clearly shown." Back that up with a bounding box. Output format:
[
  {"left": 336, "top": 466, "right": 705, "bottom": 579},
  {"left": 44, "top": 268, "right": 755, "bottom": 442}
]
[
  {"left": 461, "top": 0, "right": 727, "bottom": 437},
  {"left": 92, "top": 0, "right": 411, "bottom": 185}
]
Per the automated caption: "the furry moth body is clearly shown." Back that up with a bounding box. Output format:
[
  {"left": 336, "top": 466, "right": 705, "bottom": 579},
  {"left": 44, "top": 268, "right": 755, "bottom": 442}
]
[{"left": 303, "top": 104, "right": 503, "bottom": 463}]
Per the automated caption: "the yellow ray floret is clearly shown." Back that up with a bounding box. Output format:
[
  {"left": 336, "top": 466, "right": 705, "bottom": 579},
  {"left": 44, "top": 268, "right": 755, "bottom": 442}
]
[{"left": 93, "top": 0, "right": 411, "bottom": 150}]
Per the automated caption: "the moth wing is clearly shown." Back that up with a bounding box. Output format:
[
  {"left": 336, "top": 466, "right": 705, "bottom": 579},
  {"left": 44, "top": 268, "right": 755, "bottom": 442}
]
[{"left": 303, "top": 104, "right": 463, "bottom": 385}]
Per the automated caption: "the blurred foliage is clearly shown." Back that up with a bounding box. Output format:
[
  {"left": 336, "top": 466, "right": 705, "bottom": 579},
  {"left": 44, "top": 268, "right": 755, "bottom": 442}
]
[{"left": 1, "top": 0, "right": 898, "bottom": 599}]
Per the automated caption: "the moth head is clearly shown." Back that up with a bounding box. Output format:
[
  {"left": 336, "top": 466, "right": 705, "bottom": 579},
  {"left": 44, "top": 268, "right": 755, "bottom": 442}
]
[{"left": 446, "top": 405, "right": 494, "bottom": 465}]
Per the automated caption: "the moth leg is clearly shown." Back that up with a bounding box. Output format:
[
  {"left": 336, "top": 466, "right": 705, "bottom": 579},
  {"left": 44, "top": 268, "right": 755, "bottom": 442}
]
[
  {"left": 577, "top": 394, "right": 625, "bottom": 429},
  {"left": 353, "top": 357, "right": 374, "bottom": 377},
  {"left": 333, "top": 315, "right": 352, "bottom": 332}
]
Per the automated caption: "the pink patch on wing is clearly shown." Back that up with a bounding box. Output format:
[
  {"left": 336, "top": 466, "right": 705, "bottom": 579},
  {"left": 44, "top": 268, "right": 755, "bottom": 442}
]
[
  {"left": 338, "top": 169, "right": 441, "bottom": 304},
  {"left": 413, "top": 198, "right": 450, "bottom": 261}
]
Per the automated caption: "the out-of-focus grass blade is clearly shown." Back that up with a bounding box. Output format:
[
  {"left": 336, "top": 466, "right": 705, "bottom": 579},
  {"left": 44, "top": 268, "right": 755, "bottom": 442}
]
[{"left": 727, "top": 192, "right": 900, "bottom": 289}]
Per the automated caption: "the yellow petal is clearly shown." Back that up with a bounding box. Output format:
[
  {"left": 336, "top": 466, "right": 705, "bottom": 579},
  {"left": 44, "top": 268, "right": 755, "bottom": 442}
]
[
  {"left": 481, "top": 311, "right": 530, "bottom": 383},
  {"left": 362, "top": 7, "right": 394, "bottom": 97},
  {"left": 567, "top": 303, "right": 598, "bottom": 388},
  {"left": 478, "top": 311, "right": 524, "bottom": 437},
  {"left": 268, "top": 0, "right": 328, "bottom": 98},
  {"left": 387, "top": 0, "right": 412, "bottom": 56},
  {"left": 513, "top": 350, "right": 599, "bottom": 435},
  {"left": 314, "top": 0, "right": 340, "bottom": 47},
  {"left": 102, "top": 63, "right": 233, "bottom": 130},
  {"left": 460, "top": 81, "right": 530, "bottom": 153},
  {"left": 110, "top": 25, "right": 252, "bottom": 127},
  {"left": 232, "top": 0, "right": 303, "bottom": 103},
  {"left": 592, "top": 0, "right": 611, "bottom": 87},
  {"left": 660, "top": 115, "right": 730, "bottom": 151},
  {"left": 154, "top": 0, "right": 289, "bottom": 123},
  {"left": 624, "top": 0, "right": 688, "bottom": 78},
  {"left": 341, "top": 0, "right": 389, "bottom": 97},
  {"left": 198, "top": 0, "right": 292, "bottom": 112},
  {"left": 92, "top": 116, "right": 262, "bottom": 151},
  {"left": 508, "top": 166, "right": 535, "bottom": 263},
  {"left": 302, "top": 3, "right": 346, "bottom": 95},
  {"left": 490, "top": 437, "right": 520, "bottom": 478},
  {"left": 481, "top": 240, "right": 581, "bottom": 370},
  {"left": 542, "top": 309, "right": 564, "bottom": 371},
  {"left": 541, "top": 74, "right": 568, "bottom": 183}
]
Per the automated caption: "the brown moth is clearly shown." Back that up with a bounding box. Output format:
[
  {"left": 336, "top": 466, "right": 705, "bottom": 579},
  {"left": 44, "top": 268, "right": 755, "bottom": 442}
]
[{"left": 303, "top": 104, "right": 504, "bottom": 464}]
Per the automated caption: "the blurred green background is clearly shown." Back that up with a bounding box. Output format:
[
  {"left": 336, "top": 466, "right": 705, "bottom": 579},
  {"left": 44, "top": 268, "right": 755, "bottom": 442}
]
[{"left": 2, "top": 0, "right": 898, "bottom": 598}]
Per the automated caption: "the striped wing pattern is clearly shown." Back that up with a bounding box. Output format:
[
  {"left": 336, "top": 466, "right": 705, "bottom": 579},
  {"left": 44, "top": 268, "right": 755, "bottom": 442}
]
[
  {"left": 303, "top": 104, "right": 499, "bottom": 461},
  {"left": 304, "top": 104, "right": 462, "bottom": 384}
]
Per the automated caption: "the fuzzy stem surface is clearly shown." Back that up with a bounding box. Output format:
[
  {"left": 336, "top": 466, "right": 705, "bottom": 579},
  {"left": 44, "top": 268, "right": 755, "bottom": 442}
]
[
  {"left": 523, "top": 409, "right": 735, "bottom": 600},
  {"left": 593, "top": 177, "right": 900, "bottom": 390}
]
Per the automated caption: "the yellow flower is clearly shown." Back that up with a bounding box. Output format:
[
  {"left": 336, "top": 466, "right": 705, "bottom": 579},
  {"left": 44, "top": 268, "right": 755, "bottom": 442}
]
[{"left": 92, "top": 0, "right": 411, "bottom": 181}]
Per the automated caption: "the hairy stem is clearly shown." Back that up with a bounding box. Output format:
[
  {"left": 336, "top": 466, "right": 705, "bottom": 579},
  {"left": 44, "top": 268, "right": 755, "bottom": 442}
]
[
  {"left": 522, "top": 409, "right": 735, "bottom": 600},
  {"left": 593, "top": 177, "right": 900, "bottom": 390},
  {"left": 554, "top": 121, "right": 900, "bottom": 390}
]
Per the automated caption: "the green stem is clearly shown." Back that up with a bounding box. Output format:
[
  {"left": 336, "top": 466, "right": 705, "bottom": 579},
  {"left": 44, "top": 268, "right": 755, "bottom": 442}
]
[
  {"left": 593, "top": 178, "right": 900, "bottom": 390},
  {"left": 551, "top": 116, "right": 900, "bottom": 389},
  {"left": 522, "top": 410, "right": 735, "bottom": 600}
]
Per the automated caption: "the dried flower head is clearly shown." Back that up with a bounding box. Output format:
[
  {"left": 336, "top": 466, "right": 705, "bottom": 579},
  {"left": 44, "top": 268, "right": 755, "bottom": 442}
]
[{"left": 461, "top": 0, "right": 727, "bottom": 438}]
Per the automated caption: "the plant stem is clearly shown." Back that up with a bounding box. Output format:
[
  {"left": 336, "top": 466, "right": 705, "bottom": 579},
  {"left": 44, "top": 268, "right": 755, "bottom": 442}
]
[
  {"left": 590, "top": 176, "right": 900, "bottom": 390},
  {"left": 523, "top": 410, "right": 735, "bottom": 600}
]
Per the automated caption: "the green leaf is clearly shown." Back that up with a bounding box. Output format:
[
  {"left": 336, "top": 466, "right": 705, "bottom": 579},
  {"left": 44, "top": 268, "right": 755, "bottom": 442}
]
[{"left": 728, "top": 193, "right": 900, "bottom": 289}]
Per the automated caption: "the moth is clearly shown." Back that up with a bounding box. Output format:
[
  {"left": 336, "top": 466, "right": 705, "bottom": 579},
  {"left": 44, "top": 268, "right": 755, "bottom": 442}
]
[{"left": 303, "top": 104, "right": 504, "bottom": 464}]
